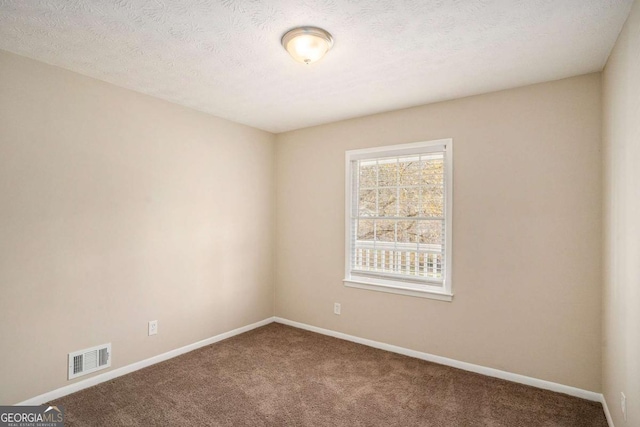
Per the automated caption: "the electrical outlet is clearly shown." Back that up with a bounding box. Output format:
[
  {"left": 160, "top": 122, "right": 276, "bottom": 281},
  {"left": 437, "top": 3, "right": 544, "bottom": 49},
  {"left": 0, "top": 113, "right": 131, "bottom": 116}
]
[
  {"left": 621, "top": 392, "right": 627, "bottom": 421},
  {"left": 148, "top": 320, "right": 158, "bottom": 336},
  {"left": 334, "top": 303, "right": 341, "bottom": 315}
]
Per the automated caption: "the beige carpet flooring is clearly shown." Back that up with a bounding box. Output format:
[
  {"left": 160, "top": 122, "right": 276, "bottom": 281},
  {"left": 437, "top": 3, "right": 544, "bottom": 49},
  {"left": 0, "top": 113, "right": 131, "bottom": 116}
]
[{"left": 51, "top": 323, "right": 607, "bottom": 426}]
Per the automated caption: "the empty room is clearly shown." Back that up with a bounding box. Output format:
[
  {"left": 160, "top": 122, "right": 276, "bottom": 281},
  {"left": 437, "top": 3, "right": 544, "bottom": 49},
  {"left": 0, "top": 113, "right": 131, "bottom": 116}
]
[{"left": 0, "top": 0, "right": 638, "bottom": 426}]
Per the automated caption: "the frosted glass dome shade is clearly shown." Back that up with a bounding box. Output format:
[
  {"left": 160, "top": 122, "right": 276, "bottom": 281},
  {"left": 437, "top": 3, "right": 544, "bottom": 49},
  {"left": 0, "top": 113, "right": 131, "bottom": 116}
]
[{"left": 282, "top": 27, "right": 334, "bottom": 65}]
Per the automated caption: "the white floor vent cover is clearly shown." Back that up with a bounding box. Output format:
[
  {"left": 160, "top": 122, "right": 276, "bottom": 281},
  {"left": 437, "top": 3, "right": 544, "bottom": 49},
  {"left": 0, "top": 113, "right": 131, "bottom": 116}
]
[{"left": 68, "top": 343, "right": 111, "bottom": 380}]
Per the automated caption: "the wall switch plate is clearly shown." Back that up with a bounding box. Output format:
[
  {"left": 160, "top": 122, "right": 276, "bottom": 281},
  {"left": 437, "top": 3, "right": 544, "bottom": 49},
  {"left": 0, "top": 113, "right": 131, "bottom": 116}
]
[
  {"left": 148, "top": 320, "right": 158, "bottom": 336},
  {"left": 334, "top": 303, "right": 341, "bottom": 315},
  {"left": 621, "top": 392, "right": 627, "bottom": 421}
]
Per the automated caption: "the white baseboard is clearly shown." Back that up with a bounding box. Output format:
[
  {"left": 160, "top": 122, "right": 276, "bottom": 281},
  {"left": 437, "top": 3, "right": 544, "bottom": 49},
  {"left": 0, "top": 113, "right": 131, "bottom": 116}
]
[
  {"left": 274, "top": 317, "right": 602, "bottom": 403},
  {"left": 16, "top": 317, "right": 275, "bottom": 406},
  {"left": 601, "top": 394, "right": 615, "bottom": 427}
]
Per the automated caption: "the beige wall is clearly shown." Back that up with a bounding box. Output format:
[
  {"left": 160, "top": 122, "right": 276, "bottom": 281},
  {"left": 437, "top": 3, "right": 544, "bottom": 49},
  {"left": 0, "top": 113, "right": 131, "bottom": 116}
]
[
  {"left": 0, "top": 50, "right": 275, "bottom": 404},
  {"left": 275, "top": 74, "right": 603, "bottom": 392},
  {"left": 0, "top": 40, "right": 611, "bottom": 404},
  {"left": 603, "top": 0, "right": 640, "bottom": 424}
]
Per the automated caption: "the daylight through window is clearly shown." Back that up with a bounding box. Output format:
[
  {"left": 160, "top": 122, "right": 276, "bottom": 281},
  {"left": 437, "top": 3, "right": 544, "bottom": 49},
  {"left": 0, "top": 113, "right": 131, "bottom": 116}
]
[{"left": 344, "top": 140, "right": 453, "bottom": 300}]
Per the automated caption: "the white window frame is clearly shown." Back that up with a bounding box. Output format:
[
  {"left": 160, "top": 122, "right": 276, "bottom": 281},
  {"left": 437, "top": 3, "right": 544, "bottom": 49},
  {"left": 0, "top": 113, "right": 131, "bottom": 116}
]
[{"left": 344, "top": 139, "right": 453, "bottom": 302}]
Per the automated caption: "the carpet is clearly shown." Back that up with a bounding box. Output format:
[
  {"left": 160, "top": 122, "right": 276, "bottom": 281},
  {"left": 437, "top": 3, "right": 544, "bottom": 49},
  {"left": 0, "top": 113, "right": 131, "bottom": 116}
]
[{"left": 51, "top": 323, "right": 607, "bottom": 426}]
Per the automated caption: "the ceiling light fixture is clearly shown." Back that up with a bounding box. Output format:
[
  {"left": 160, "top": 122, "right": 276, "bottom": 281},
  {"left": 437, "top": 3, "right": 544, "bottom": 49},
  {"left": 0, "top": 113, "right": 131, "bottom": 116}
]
[{"left": 281, "top": 26, "right": 334, "bottom": 65}]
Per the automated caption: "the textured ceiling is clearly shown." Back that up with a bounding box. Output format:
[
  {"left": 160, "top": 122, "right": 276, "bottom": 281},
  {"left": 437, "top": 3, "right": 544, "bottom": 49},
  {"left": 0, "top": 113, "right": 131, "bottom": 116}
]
[{"left": 0, "top": 0, "right": 633, "bottom": 133}]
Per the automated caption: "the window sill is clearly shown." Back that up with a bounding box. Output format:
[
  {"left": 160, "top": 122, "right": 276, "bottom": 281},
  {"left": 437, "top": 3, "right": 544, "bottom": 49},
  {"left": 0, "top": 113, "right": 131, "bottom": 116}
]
[{"left": 343, "top": 279, "right": 453, "bottom": 302}]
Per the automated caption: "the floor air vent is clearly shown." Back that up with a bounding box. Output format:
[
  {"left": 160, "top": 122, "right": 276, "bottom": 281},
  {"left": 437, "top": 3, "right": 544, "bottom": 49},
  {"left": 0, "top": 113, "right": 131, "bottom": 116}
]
[{"left": 68, "top": 343, "right": 111, "bottom": 380}]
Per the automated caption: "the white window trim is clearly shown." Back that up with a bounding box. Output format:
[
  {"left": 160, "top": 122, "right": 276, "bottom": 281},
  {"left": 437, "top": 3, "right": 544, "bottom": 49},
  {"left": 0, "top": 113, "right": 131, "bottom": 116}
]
[{"left": 344, "top": 139, "right": 453, "bottom": 302}]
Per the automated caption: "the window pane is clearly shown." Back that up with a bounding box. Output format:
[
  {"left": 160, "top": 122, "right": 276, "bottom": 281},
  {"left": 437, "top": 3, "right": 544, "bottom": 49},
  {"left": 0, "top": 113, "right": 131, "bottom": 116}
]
[
  {"left": 358, "top": 189, "right": 377, "bottom": 217},
  {"left": 418, "top": 220, "right": 444, "bottom": 246},
  {"left": 375, "top": 220, "right": 395, "bottom": 242},
  {"left": 378, "top": 188, "right": 397, "bottom": 217},
  {"left": 398, "top": 156, "right": 421, "bottom": 186},
  {"left": 422, "top": 155, "right": 444, "bottom": 186},
  {"left": 377, "top": 159, "right": 397, "bottom": 187},
  {"left": 407, "top": 252, "right": 419, "bottom": 275},
  {"left": 421, "top": 154, "right": 444, "bottom": 217},
  {"left": 423, "top": 253, "right": 444, "bottom": 279},
  {"left": 420, "top": 187, "right": 444, "bottom": 217},
  {"left": 359, "top": 161, "right": 377, "bottom": 188},
  {"left": 357, "top": 219, "right": 374, "bottom": 241},
  {"left": 397, "top": 220, "right": 418, "bottom": 243},
  {"left": 399, "top": 188, "right": 419, "bottom": 217}
]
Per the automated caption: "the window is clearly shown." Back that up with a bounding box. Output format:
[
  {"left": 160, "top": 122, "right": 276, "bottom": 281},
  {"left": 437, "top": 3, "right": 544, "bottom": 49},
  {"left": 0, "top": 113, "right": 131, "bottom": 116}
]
[{"left": 344, "top": 139, "right": 453, "bottom": 301}]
